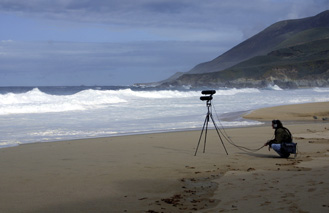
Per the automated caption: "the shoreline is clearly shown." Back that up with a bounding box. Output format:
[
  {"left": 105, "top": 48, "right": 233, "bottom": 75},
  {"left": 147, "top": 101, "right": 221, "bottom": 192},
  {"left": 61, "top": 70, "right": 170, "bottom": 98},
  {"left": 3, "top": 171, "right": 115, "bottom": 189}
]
[
  {"left": 2, "top": 101, "right": 328, "bottom": 150},
  {"left": 0, "top": 113, "right": 261, "bottom": 150},
  {"left": 0, "top": 102, "right": 328, "bottom": 212}
]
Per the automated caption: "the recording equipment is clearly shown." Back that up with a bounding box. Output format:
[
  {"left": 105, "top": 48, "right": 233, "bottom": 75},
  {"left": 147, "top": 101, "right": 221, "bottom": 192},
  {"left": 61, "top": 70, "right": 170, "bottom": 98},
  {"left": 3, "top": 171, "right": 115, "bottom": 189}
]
[
  {"left": 272, "top": 120, "right": 281, "bottom": 128},
  {"left": 195, "top": 90, "right": 228, "bottom": 156},
  {"left": 195, "top": 89, "right": 265, "bottom": 156},
  {"left": 201, "top": 90, "right": 216, "bottom": 95},
  {"left": 200, "top": 90, "right": 216, "bottom": 102},
  {"left": 200, "top": 96, "right": 213, "bottom": 101}
]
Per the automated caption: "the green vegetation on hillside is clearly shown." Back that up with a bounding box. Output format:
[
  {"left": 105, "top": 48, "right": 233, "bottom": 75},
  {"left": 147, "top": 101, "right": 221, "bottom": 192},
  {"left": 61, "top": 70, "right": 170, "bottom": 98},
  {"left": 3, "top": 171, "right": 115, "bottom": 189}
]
[
  {"left": 213, "top": 38, "right": 329, "bottom": 80},
  {"left": 275, "top": 27, "right": 329, "bottom": 49}
]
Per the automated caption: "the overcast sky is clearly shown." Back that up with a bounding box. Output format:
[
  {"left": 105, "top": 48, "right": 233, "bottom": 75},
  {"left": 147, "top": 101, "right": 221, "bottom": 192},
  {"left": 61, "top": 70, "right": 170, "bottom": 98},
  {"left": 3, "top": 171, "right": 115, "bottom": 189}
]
[{"left": 0, "top": 0, "right": 328, "bottom": 86}]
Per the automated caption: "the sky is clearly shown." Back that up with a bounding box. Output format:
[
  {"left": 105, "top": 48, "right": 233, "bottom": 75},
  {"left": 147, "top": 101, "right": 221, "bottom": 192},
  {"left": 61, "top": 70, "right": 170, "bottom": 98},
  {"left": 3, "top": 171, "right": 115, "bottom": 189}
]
[{"left": 0, "top": 0, "right": 328, "bottom": 86}]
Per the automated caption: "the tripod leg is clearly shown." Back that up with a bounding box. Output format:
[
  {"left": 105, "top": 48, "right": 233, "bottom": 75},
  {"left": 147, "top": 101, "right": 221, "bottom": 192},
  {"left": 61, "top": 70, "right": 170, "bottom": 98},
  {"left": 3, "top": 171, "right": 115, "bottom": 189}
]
[
  {"left": 210, "top": 114, "right": 229, "bottom": 155},
  {"left": 194, "top": 114, "right": 209, "bottom": 156},
  {"left": 203, "top": 114, "right": 209, "bottom": 153}
]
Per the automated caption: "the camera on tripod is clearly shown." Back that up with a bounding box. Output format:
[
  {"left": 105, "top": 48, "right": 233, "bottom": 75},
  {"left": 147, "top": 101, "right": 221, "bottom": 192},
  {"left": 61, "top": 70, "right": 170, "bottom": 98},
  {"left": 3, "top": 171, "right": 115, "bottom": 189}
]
[{"left": 200, "top": 90, "right": 216, "bottom": 101}]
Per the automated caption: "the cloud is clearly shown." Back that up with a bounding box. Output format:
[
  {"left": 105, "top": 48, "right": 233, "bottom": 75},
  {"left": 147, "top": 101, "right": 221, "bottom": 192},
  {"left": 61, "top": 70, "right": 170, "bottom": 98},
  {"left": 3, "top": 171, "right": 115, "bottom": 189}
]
[
  {"left": 0, "top": 40, "right": 225, "bottom": 86},
  {"left": 0, "top": 0, "right": 328, "bottom": 86},
  {"left": 1, "top": 0, "right": 328, "bottom": 41}
]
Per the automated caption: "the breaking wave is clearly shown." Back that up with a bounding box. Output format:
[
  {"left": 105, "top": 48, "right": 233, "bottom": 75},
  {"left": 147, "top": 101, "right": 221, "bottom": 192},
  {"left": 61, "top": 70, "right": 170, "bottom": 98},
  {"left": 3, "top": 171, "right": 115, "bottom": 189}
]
[
  {"left": 0, "top": 87, "right": 261, "bottom": 115},
  {"left": 0, "top": 88, "right": 126, "bottom": 115}
]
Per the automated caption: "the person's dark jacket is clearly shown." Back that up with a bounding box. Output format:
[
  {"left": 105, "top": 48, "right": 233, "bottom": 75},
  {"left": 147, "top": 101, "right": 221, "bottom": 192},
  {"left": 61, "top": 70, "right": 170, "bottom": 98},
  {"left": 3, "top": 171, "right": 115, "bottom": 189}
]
[{"left": 272, "top": 128, "right": 292, "bottom": 144}]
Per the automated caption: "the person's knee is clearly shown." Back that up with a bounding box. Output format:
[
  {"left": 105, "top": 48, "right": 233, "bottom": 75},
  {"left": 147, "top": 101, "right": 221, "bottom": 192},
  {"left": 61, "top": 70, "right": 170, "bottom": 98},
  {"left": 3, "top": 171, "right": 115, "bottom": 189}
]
[{"left": 271, "top": 144, "right": 281, "bottom": 152}]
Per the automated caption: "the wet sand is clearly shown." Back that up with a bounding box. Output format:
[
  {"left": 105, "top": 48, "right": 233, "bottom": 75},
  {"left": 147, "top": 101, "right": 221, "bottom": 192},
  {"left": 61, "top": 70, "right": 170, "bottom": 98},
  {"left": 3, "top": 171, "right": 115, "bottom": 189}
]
[{"left": 0, "top": 102, "right": 328, "bottom": 212}]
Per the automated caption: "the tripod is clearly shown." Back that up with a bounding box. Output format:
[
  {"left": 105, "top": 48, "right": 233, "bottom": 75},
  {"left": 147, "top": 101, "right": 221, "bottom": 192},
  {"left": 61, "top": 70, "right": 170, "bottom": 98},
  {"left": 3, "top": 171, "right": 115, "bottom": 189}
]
[{"left": 194, "top": 99, "right": 228, "bottom": 156}]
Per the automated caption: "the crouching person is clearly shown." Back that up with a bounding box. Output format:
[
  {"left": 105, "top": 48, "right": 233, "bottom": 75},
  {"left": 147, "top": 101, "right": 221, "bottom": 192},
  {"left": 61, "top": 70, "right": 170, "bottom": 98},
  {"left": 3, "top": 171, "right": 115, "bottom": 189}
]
[{"left": 264, "top": 120, "right": 296, "bottom": 158}]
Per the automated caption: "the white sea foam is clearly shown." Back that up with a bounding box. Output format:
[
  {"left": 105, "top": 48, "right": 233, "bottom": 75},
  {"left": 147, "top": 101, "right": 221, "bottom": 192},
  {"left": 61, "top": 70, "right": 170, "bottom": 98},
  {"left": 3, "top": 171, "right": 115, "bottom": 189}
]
[
  {"left": 266, "top": 84, "right": 283, "bottom": 90},
  {"left": 108, "top": 88, "right": 201, "bottom": 99},
  {"left": 28, "top": 129, "right": 119, "bottom": 138},
  {"left": 0, "top": 140, "right": 22, "bottom": 148},
  {"left": 313, "top": 87, "right": 329, "bottom": 93},
  {"left": 0, "top": 88, "right": 263, "bottom": 115},
  {"left": 1, "top": 87, "right": 329, "bottom": 148},
  {"left": 0, "top": 88, "right": 126, "bottom": 115},
  {"left": 214, "top": 88, "right": 260, "bottom": 95}
]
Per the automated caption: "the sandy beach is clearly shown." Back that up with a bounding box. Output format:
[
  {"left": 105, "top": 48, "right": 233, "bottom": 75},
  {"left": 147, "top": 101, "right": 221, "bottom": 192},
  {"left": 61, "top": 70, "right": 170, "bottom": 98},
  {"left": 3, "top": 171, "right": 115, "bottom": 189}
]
[{"left": 0, "top": 102, "right": 328, "bottom": 212}]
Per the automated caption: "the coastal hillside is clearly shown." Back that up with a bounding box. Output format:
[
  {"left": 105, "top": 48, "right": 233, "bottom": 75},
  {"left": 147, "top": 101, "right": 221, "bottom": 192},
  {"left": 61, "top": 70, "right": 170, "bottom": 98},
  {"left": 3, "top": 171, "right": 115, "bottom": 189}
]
[{"left": 158, "top": 10, "right": 329, "bottom": 89}]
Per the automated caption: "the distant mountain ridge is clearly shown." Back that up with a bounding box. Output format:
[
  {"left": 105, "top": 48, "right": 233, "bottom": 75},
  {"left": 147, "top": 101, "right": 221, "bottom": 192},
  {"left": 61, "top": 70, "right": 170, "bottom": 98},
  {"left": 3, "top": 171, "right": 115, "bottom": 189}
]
[{"left": 154, "top": 10, "right": 329, "bottom": 89}]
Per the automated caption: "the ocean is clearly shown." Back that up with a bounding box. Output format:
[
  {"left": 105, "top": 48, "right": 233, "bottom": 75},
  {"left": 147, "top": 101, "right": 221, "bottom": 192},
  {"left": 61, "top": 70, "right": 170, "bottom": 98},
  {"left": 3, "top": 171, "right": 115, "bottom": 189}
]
[{"left": 1, "top": 86, "right": 329, "bottom": 148}]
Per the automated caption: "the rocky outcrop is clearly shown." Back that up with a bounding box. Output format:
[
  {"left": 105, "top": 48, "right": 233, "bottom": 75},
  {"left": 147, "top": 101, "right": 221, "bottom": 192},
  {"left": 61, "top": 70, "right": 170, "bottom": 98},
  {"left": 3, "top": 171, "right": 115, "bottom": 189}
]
[
  {"left": 161, "top": 76, "right": 329, "bottom": 89},
  {"left": 160, "top": 64, "right": 329, "bottom": 89}
]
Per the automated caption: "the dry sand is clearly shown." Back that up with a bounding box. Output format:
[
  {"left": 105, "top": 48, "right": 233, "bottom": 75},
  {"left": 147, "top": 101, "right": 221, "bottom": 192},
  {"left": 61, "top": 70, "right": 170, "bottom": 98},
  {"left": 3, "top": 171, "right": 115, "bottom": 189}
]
[
  {"left": 244, "top": 101, "right": 329, "bottom": 121},
  {"left": 0, "top": 102, "right": 328, "bottom": 212}
]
